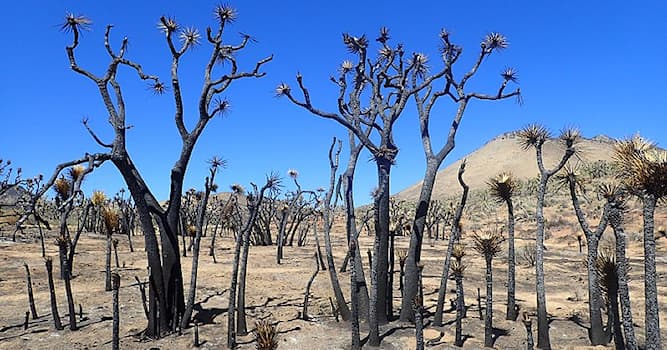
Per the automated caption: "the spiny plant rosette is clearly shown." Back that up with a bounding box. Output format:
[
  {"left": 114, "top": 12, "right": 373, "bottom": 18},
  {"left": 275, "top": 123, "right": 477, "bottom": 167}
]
[{"left": 253, "top": 319, "right": 278, "bottom": 350}]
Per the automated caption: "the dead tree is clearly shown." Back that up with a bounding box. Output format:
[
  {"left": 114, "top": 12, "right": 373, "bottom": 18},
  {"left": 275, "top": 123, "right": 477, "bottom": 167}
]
[
  {"left": 349, "top": 239, "right": 361, "bottom": 350},
  {"left": 560, "top": 167, "right": 611, "bottom": 345},
  {"left": 23, "top": 263, "right": 38, "bottom": 319},
  {"left": 302, "top": 253, "right": 320, "bottom": 321},
  {"left": 45, "top": 257, "right": 63, "bottom": 331},
  {"left": 518, "top": 125, "right": 580, "bottom": 349},
  {"left": 604, "top": 183, "right": 638, "bottom": 350},
  {"left": 228, "top": 176, "right": 279, "bottom": 348},
  {"left": 112, "top": 272, "right": 121, "bottom": 350},
  {"left": 434, "top": 161, "right": 468, "bottom": 326},
  {"left": 181, "top": 157, "right": 222, "bottom": 329},
  {"left": 614, "top": 136, "right": 666, "bottom": 350},
  {"left": 26, "top": 6, "right": 272, "bottom": 337},
  {"left": 487, "top": 172, "right": 519, "bottom": 321},
  {"left": 319, "top": 138, "right": 350, "bottom": 321},
  {"left": 452, "top": 260, "right": 466, "bottom": 347},
  {"left": 402, "top": 30, "right": 520, "bottom": 322},
  {"left": 472, "top": 231, "right": 504, "bottom": 348},
  {"left": 280, "top": 28, "right": 466, "bottom": 336}
]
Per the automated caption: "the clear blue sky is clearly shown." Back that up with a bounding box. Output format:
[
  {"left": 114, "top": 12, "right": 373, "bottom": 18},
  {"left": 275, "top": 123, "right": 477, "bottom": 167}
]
[{"left": 1, "top": 1, "right": 665, "bottom": 204}]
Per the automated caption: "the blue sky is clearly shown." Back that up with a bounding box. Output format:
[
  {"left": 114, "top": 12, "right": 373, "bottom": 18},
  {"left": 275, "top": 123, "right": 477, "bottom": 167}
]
[{"left": 1, "top": 1, "right": 665, "bottom": 204}]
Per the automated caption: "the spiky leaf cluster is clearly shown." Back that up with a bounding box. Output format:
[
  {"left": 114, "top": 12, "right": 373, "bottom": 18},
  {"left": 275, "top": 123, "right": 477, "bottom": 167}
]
[
  {"left": 559, "top": 127, "right": 581, "bottom": 150},
  {"left": 517, "top": 124, "right": 551, "bottom": 150},
  {"left": 54, "top": 177, "right": 71, "bottom": 201},
  {"left": 595, "top": 252, "right": 619, "bottom": 302},
  {"left": 214, "top": 4, "right": 237, "bottom": 24},
  {"left": 614, "top": 135, "right": 667, "bottom": 200},
  {"left": 91, "top": 190, "right": 107, "bottom": 206},
  {"left": 487, "top": 172, "right": 516, "bottom": 203},
  {"left": 342, "top": 33, "right": 368, "bottom": 54},
  {"left": 450, "top": 260, "right": 466, "bottom": 277},
  {"left": 102, "top": 206, "right": 120, "bottom": 235},
  {"left": 472, "top": 231, "right": 504, "bottom": 258},
  {"left": 482, "top": 32, "right": 509, "bottom": 51},
  {"left": 452, "top": 243, "right": 466, "bottom": 261},
  {"left": 60, "top": 13, "right": 92, "bottom": 33},
  {"left": 254, "top": 319, "right": 278, "bottom": 350}
]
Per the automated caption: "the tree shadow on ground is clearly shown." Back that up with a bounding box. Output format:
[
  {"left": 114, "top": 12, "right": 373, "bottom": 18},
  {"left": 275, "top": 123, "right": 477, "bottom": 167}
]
[{"left": 491, "top": 327, "right": 510, "bottom": 346}]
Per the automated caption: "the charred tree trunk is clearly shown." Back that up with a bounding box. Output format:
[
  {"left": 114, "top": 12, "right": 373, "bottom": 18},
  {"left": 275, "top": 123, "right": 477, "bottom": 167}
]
[
  {"left": 112, "top": 272, "right": 120, "bottom": 350},
  {"left": 483, "top": 256, "right": 493, "bottom": 348},
  {"left": 105, "top": 233, "right": 113, "bottom": 292},
  {"left": 505, "top": 199, "right": 518, "bottom": 321},
  {"left": 642, "top": 195, "right": 661, "bottom": 350},
  {"left": 349, "top": 239, "right": 361, "bottom": 350},
  {"left": 454, "top": 270, "right": 465, "bottom": 347},
  {"left": 181, "top": 168, "right": 216, "bottom": 329},
  {"left": 302, "top": 253, "right": 319, "bottom": 321},
  {"left": 434, "top": 162, "right": 468, "bottom": 326},
  {"left": 24, "top": 263, "right": 38, "bottom": 320},
  {"left": 610, "top": 219, "right": 637, "bottom": 350},
  {"left": 62, "top": 259, "right": 77, "bottom": 331},
  {"left": 45, "top": 257, "right": 63, "bottom": 330}
]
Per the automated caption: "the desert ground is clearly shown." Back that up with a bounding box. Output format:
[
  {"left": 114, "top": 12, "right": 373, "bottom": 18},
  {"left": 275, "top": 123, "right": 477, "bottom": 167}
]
[{"left": 1, "top": 214, "right": 666, "bottom": 350}]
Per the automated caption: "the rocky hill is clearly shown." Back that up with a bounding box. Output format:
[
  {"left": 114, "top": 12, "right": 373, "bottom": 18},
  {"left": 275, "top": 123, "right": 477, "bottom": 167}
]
[{"left": 396, "top": 132, "right": 617, "bottom": 201}]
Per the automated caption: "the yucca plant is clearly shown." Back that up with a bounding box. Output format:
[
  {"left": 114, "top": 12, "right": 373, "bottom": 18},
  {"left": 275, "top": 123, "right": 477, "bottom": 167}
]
[
  {"left": 518, "top": 124, "right": 580, "bottom": 349},
  {"left": 601, "top": 183, "right": 638, "bottom": 350},
  {"left": 556, "top": 165, "right": 609, "bottom": 345},
  {"left": 596, "top": 252, "right": 623, "bottom": 350},
  {"left": 254, "top": 319, "right": 278, "bottom": 350},
  {"left": 451, "top": 260, "right": 467, "bottom": 347},
  {"left": 472, "top": 231, "right": 504, "bottom": 348},
  {"left": 487, "top": 172, "right": 519, "bottom": 320},
  {"left": 614, "top": 135, "right": 666, "bottom": 350}
]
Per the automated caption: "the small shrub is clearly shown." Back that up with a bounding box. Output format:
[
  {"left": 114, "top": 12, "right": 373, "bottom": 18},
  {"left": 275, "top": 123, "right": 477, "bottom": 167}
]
[{"left": 519, "top": 245, "right": 536, "bottom": 267}]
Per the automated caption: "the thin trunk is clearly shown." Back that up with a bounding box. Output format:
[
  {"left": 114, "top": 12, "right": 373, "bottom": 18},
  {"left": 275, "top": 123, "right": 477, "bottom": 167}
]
[
  {"left": 62, "top": 259, "right": 77, "bottom": 330},
  {"left": 112, "top": 272, "right": 120, "bottom": 350},
  {"left": 24, "top": 263, "right": 38, "bottom": 319},
  {"left": 506, "top": 199, "right": 518, "bottom": 321},
  {"left": 302, "top": 253, "right": 320, "bottom": 320},
  {"left": 414, "top": 300, "right": 424, "bottom": 350},
  {"left": 609, "top": 293, "right": 624, "bottom": 350},
  {"left": 45, "top": 258, "right": 63, "bottom": 331},
  {"left": 568, "top": 177, "right": 606, "bottom": 345},
  {"left": 322, "top": 214, "right": 351, "bottom": 320},
  {"left": 343, "top": 161, "right": 370, "bottom": 322},
  {"left": 181, "top": 173, "right": 214, "bottom": 329},
  {"left": 642, "top": 195, "right": 661, "bottom": 350},
  {"left": 433, "top": 162, "right": 468, "bottom": 326},
  {"left": 387, "top": 228, "right": 394, "bottom": 320},
  {"left": 484, "top": 257, "right": 493, "bottom": 348},
  {"left": 523, "top": 315, "right": 534, "bottom": 350},
  {"left": 313, "top": 225, "right": 327, "bottom": 271},
  {"left": 367, "top": 244, "right": 380, "bottom": 347},
  {"left": 228, "top": 186, "right": 266, "bottom": 349},
  {"left": 349, "top": 239, "right": 361, "bottom": 350},
  {"left": 113, "top": 239, "right": 120, "bottom": 268},
  {"left": 106, "top": 234, "right": 112, "bottom": 292},
  {"left": 455, "top": 273, "right": 464, "bottom": 347},
  {"left": 535, "top": 177, "right": 551, "bottom": 349},
  {"left": 612, "top": 226, "right": 637, "bottom": 350}
]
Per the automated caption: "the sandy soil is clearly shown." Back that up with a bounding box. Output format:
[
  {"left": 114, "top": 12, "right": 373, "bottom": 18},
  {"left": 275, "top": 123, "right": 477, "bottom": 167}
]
[{"left": 1, "top": 221, "right": 666, "bottom": 350}]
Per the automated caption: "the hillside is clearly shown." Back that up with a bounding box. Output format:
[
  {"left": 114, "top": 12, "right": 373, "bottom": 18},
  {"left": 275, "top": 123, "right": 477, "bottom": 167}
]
[{"left": 396, "top": 132, "right": 617, "bottom": 202}]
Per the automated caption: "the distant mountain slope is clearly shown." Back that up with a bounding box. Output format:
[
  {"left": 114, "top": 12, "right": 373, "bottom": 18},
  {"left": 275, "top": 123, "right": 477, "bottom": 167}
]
[{"left": 395, "top": 132, "right": 617, "bottom": 202}]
